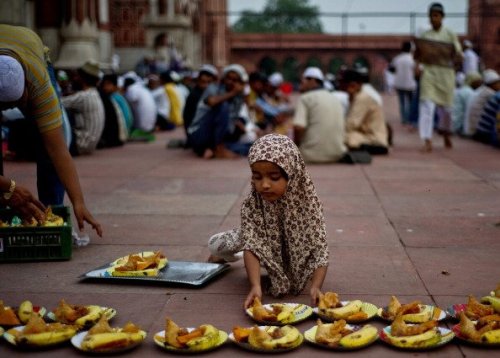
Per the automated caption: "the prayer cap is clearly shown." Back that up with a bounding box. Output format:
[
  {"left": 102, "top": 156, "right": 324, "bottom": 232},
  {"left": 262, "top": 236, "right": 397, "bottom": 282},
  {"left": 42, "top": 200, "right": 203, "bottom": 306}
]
[
  {"left": 199, "top": 64, "right": 218, "bottom": 78},
  {"left": 483, "top": 69, "right": 500, "bottom": 85},
  {"left": 429, "top": 3, "right": 445, "bottom": 15},
  {"left": 268, "top": 72, "right": 284, "bottom": 87},
  {"left": 223, "top": 64, "right": 248, "bottom": 83},
  {"left": 0, "top": 55, "right": 25, "bottom": 102},
  {"left": 303, "top": 67, "right": 324, "bottom": 81}
]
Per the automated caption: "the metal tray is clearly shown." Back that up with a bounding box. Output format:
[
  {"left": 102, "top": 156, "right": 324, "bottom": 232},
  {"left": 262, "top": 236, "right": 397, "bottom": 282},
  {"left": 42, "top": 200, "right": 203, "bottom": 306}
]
[{"left": 80, "top": 260, "right": 230, "bottom": 287}]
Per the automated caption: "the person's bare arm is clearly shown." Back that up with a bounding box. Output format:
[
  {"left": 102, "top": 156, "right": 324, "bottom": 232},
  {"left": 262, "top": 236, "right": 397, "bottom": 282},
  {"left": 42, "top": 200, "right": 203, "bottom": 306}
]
[
  {"left": 309, "top": 266, "right": 328, "bottom": 306},
  {"left": 244, "top": 250, "right": 262, "bottom": 308},
  {"left": 205, "top": 82, "right": 245, "bottom": 107},
  {"left": 293, "top": 125, "right": 306, "bottom": 146},
  {"left": 40, "top": 127, "right": 102, "bottom": 236},
  {"left": 0, "top": 177, "right": 46, "bottom": 222}
]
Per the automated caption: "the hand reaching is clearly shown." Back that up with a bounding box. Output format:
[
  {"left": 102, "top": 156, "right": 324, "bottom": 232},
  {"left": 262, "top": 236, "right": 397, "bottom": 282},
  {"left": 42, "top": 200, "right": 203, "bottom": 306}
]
[
  {"left": 7, "top": 184, "right": 46, "bottom": 223},
  {"left": 72, "top": 202, "right": 103, "bottom": 237},
  {"left": 244, "top": 285, "right": 262, "bottom": 309}
]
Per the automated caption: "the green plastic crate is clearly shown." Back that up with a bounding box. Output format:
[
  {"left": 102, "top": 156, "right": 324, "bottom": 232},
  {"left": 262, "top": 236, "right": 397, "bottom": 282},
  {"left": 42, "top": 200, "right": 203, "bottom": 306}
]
[{"left": 0, "top": 206, "right": 72, "bottom": 262}]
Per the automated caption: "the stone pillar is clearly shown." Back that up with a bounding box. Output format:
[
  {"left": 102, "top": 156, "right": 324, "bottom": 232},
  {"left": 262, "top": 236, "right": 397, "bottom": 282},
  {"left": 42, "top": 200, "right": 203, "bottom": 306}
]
[
  {"left": 97, "top": 0, "right": 113, "bottom": 67},
  {"left": 468, "top": 0, "right": 500, "bottom": 72},
  {"left": 150, "top": 0, "right": 158, "bottom": 19},
  {"left": 167, "top": 0, "right": 175, "bottom": 19},
  {"left": 34, "top": 0, "right": 60, "bottom": 59},
  {"left": 200, "top": 0, "right": 228, "bottom": 68},
  {"left": 54, "top": 0, "right": 100, "bottom": 69},
  {"left": 0, "top": 0, "right": 29, "bottom": 26}
]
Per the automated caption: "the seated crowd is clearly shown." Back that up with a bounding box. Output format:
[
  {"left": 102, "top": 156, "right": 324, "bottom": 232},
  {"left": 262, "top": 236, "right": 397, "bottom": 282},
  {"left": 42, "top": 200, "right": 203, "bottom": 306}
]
[{"left": 2, "top": 58, "right": 396, "bottom": 163}]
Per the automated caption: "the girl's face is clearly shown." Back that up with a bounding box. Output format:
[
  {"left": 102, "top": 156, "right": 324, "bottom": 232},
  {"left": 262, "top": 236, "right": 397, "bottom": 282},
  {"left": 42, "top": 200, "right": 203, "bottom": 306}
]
[{"left": 251, "top": 161, "right": 288, "bottom": 202}]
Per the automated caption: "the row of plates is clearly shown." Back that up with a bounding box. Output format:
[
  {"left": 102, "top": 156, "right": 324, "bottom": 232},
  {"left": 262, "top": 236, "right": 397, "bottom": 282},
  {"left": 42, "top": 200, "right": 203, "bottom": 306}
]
[
  {"left": 0, "top": 301, "right": 481, "bottom": 330},
  {"left": 247, "top": 301, "right": 462, "bottom": 325},
  {"left": 3, "top": 322, "right": 492, "bottom": 353}
]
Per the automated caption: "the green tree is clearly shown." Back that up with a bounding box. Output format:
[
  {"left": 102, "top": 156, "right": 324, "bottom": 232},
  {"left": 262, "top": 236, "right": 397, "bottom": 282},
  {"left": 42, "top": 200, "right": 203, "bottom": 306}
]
[{"left": 232, "top": 0, "right": 323, "bottom": 34}]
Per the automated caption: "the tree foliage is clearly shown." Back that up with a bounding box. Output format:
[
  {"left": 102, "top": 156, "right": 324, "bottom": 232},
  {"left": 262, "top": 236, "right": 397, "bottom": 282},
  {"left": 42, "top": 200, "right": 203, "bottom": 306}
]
[{"left": 232, "top": 0, "right": 323, "bottom": 34}]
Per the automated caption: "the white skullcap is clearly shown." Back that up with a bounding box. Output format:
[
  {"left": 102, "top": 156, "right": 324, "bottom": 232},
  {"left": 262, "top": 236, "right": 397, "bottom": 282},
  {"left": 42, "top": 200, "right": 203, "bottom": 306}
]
[
  {"left": 0, "top": 55, "right": 25, "bottom": 102},
  {"left": 223, "top": 64, "right": 248, "bottom": 83},
  {"left": 455, "top": 72, "right": 465, "bottom": 87},
  {"left": 268, "top": 72, "right": 284, "bottom": 87},
  {"left": 169, "top": 71, "right": 181, "bottom": 82},
  {"left": 199, "top": 64, "right": 218, "bottom": 78},
  {"left": 483, "top": 69, "right": 500, "bottom": 85},
  {"left": 303, "top": 67, "right": 324, "bottom": 81},
  {"left": 463, "top": 40, "right": 473, "bottom": 48}
]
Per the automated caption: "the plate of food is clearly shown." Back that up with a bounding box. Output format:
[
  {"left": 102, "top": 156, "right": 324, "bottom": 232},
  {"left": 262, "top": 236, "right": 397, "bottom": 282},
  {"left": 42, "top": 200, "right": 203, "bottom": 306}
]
[
  {"left": 0, "top": 300, "right": 47, "bottom": 327},
  {"left": 107, "top": 251, "right": 168, "bottom": 277},
  {"left": 447, "top": 295, "right": 496, "bottom": 320},
  {"left": 230, "top": 325, "right": 303, "bottom": 353},
  {"left": 153, "top": 318, "right": 227, "bottom": 353},
  {"left": 304, "top": 319, "right": 378, "bottom": 350},
  {"left": 47, "top": 300, "right": 116, "bottom": 329},
  {"left": 313, "top": 292, "right": 377, "bottom": 323},
  {"left": 451, "top": 311, "right": 500, "bottom": 346},
  {"left": 377, "top": 296, "right": 446, "bottom": 322},
  {"left": 3, "top": 314, "right": 77, "bottom": 348},
  {"left": 379, "top": 314, "right": 454, "bottom": 350},
  {"left": 71, "top": 316, "right": 146, "bottom": 353},
  {"left": 246, "top": 297, "right": 313, "bottom": 325}
]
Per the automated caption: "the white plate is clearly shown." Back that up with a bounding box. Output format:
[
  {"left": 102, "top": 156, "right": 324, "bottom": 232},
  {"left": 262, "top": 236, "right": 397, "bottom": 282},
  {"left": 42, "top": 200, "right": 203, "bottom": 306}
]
[
  {"left": 379, "top": 326, "right": 454, "bottom": 350},
  {"left": 246, "top": 303, "right": 313, "bottom": 325},
  {"left": 46, "top": 306, "right": 116, "bottom": 328},
  {"left": 304, "top": 323, "right": 378, "bottom": 350},
  {"left": 228, "top": 326, "right": 303, "bottom": 353},
  {"left": 153, "top": 328, "right": 228, "bottom": 353},
  {"left": 377, "top": 305, "right": 447, "bottom": 322},
  {"left": 313, "top": 301, "right": 378, "bottom": 323},
  {"left": 71, "top": 329, "right": 146, "bottom": 353},
  {"left": 3, "top": 325, "right": 76, "bottom": 348},
  {"left": 452, "top": 323, "right": 500, "bottom": 347}
]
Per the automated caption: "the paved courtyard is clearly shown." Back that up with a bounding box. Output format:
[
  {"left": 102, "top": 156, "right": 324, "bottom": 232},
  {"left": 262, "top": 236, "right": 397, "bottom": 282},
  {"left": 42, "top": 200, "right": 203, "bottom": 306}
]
[{"left": 0, "top": 94, "right": 499, "bottom": 357}]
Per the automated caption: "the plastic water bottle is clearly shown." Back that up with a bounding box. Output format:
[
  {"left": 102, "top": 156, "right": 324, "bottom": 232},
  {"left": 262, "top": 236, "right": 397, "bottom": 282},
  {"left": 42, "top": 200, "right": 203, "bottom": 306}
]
[{"left": 72, "top": 229, "right": 90, "bottom": 247}]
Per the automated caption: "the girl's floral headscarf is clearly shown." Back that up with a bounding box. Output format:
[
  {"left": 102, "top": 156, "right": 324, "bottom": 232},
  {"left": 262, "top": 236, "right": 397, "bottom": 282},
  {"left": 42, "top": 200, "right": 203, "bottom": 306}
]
[{"left": 242, "top": 134, "right": 329, "bottom": 296}]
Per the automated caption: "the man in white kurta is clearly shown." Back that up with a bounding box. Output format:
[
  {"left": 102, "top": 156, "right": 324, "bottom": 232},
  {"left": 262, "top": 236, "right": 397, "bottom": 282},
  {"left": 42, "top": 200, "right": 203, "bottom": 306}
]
[
  {"left": 293, "top": 67, "right": 347, "bottom": 163},
  {"left": 416, "top": 3, "right": 462, "bottom": 152}
]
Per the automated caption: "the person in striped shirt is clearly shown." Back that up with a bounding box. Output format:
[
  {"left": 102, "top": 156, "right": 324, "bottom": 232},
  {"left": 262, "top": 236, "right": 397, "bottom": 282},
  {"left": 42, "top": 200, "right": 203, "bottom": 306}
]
[{"left": 0, "top": 24, "right": 102, "bottom": 236}]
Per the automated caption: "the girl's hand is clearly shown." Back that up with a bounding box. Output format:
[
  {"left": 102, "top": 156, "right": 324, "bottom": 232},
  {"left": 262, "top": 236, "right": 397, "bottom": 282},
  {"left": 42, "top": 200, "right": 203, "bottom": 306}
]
[
  {"left": 72, "top": 201, "right": 103, "bottom": 237},
  {"left": 310, "top": 287, "right": 322, "bottom": 307},
  {"left": 244, "top": 285, "right": 262, "bottom": 309}
]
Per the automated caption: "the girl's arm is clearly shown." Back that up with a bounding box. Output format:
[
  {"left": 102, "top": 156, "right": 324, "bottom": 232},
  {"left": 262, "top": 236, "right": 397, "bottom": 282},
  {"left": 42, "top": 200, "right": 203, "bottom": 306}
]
[
  {"left": 309, "top": 265, "right": 328, "bottom": 306},
  {"left": 243, "top": 250, "right": 262, "bottom": 308}
]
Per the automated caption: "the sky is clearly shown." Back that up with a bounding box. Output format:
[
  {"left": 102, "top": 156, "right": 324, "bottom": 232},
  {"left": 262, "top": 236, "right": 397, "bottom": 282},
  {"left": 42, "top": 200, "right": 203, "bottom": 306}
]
[{"left": 227, "top": 0, "right": 469, "bottom": 35}]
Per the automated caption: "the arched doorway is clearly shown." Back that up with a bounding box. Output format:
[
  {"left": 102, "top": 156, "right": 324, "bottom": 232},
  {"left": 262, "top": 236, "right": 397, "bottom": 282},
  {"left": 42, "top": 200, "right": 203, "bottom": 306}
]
[
  {"left": 282, "top": 57, "right": 300, "bottom": 86},
  {"left": 352, "top": 56, "right": 370, "bottom": 71},
  {"left": 328, "top": 57, "right": 346, "bottom": 77},
  {"left": 305, "top": 57, "right": 322, "bottom": 70},
  {"left": 259, "top": 56, "right": 277, "bottom": 76}
]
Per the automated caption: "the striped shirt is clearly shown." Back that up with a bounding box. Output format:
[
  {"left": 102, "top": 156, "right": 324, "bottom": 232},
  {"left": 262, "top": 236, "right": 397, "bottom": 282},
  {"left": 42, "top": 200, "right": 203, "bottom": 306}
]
[
  {"left": 476, "top": 91, "right": 500, "bottom": 145},
  {"left": 0, "top": 24, "right": 62, "bottom": 132},
  {"left": 61, "top": 88, "right": 105, "bottom": 155}
]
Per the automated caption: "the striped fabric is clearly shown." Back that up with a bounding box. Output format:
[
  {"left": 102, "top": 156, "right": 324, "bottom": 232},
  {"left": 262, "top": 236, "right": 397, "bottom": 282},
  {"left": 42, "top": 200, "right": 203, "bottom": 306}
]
[
  {"left": 61, "top": 88, "right": 105, "bottom": 154},
  {"left": 477, "top": 91, "right": 500, "bottom": 146},
  {"left": 0, "top": 24, "right": 62, "bottom": 133}
]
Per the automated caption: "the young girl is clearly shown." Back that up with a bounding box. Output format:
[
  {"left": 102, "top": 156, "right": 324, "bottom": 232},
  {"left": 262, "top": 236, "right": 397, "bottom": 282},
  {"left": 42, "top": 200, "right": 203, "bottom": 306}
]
[{"left": 208, "top": 134, "right": 329, "bottom": 307}]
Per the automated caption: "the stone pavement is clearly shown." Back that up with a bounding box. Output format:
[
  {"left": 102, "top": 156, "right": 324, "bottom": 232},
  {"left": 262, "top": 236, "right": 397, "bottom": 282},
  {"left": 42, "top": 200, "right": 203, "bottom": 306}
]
[{"left": 1, "top": 94, "right": 499, "bottom": 357}]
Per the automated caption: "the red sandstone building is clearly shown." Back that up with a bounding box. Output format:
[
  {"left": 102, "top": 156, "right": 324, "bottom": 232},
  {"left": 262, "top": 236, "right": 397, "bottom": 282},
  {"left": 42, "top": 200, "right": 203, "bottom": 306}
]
[{"left": 1, "top": 0, "right": 498, "bottom": 85}]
